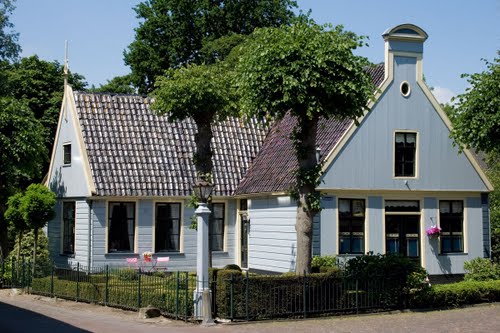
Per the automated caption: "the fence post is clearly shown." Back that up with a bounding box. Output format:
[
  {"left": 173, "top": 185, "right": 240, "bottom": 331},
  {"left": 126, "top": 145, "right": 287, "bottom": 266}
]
[
  {"left": 303, "top": 271, "right": 307, "bottom": 319},
  {"left": 137, "top": 268, "right": 142, "bottom": 309},
  {"left": 21, "top": 257, "right": 25, "bottom": 288},
  {"left": 230, "top": 273, "right": 234, "bottom": 321},
  {"left": 245, "top": 270, "right": 249, "bottom": 321},
  {"left": 355, "top": 278, "right": 359, "bottom": 314},
  {"left": 1, "top": 258, "right": 4, "bottom": 287},
  {"left": 175, "top": 271, "right": 179, "bottom": 320},
  {"left": 184, "top": 272, "right": 188, "bottom": 322},
  {"left": 11, "top": 257, "right": 15, "bottom": 287},
  {"left": 105, "top": 265, "right": 109, "bottom": 305},
  {"left": 50, "top": 264, "right": 54, "bottom": 297},
  {"left": 76, "top": 262, "right": 80, "bottom": 302}
]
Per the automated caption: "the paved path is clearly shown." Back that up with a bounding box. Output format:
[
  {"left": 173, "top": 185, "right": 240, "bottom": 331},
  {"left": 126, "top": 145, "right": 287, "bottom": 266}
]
[{"left": 0, "top": 289, "right": 499, "bottom": 332}]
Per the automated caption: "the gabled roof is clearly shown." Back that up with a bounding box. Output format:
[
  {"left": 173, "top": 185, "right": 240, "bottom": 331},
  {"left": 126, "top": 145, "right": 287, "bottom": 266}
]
[
  {"left": 234, "top": 64, "right": 385, "bottom": 195},
  {"left": 73, "top": 92, "right": 268, "bottom": 197}
]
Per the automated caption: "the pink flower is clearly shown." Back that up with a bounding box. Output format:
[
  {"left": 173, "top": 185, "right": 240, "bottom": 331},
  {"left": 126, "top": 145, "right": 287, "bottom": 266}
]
[{"left": 426, "top": 225, "right": 441, "bottom": 236}]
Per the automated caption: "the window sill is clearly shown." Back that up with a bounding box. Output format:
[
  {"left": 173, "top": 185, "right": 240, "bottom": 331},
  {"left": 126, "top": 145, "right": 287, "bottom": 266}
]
[
  {"left": 105, "top": 252, "right": 138, "bottom": 257},
  {"left": 212, "top": 251, "right": 229, "bottom": 256},
  {"left": 439, "top": 252, "right": 468, "bottom": 256},
  {"left": 59, "top": 253, "right": 75, "bottom": 258},
  {"left": 154, "top": 252, "right": 184, "bottom": 257},
  {"left": 62, "top": 164, "right": 71, "bottom": 167}
]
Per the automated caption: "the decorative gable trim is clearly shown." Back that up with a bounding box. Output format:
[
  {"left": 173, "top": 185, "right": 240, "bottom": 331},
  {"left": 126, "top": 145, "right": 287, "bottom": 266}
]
[
  {"left": 416, "top": 70, "right": 493, "bottom": 191},
  {"left": 45, "top": 85, "right": 96, "bottom": 196}
]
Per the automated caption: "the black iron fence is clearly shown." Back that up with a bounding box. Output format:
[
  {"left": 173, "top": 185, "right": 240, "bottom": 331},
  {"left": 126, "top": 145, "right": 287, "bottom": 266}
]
[
  {"left": 1, "top": 258, "right": 195, "bottom": 321},
  {"left": 1, "top": 258, "right": 409, "bottom": 322},
  {"left": 214, "top": 270, "right": 406, "bottom": 321}
]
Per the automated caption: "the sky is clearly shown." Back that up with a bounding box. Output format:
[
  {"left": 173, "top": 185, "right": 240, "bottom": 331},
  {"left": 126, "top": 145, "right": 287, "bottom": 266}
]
[{"left": 11, "top": 0, "right": 500, "bottom": 104}]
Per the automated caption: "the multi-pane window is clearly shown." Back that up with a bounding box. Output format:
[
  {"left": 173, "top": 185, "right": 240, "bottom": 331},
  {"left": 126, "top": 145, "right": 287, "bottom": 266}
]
[
  {"left": 62, "top": 202, "right": 75, "bottom": 255},
  {"left": 209, "top": 203, "right": 225, "bottom": 252},
  {"left": 440, "top": 200, "right": 464, "bottom": 253},
  {"left": 395, "top": 132, "right": 416, "bottom": 177},
  {"left": 63, "top": 143, "right": 71, "bottom": 165},
  {"left": 338, "top": 199, "right": 365, "bottom": 254},
  {"left": 108, "top": 202, "right": 135, "bottom": 253},
  {"left": 155, "top": 203, "right": 181, "bottom": 252}
]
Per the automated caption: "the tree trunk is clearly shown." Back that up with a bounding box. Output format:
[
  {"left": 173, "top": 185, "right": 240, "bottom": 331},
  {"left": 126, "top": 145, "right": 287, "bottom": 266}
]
[
  {"left": 193, "top": 114, "right": 215, "bottom": 268},
  {"left": 17, "top": 232, "right": 22, "bottom": 261},
  {"left": 294, "top": 115, "right": 320, "bottom": 275},
  {"left": 32, "top": 228, "right": 38, "bottom": 277}
]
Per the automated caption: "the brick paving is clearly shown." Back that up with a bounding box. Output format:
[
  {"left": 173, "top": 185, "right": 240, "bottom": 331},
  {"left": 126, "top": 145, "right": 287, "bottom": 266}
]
[{"left": 0, "top": 289, "right": 499, "bottom": 332}]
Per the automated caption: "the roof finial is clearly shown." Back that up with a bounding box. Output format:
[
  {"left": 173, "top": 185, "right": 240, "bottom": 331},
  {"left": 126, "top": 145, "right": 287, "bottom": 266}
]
[{"left": 64, "top": 40, "right": 69, "bottom": 88}]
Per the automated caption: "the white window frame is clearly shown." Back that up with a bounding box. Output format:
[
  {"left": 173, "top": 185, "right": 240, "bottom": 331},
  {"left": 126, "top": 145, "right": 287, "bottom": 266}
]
[
  {"left": 152, "top": 200, "right": 184, "bottom": 253},
  {"left": 393, "top": 130, "right": 419, "bottom": 179}
]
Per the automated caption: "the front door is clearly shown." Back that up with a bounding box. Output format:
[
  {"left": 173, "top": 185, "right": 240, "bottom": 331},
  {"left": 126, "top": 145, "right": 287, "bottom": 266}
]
[{"left": 385, "top": 215, "right": 420, "bottom": 263}]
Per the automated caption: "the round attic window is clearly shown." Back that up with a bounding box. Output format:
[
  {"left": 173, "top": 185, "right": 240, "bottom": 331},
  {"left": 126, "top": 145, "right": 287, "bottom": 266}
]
[{"left": 400, "top": 81, "right": 411, "bottom": 97}]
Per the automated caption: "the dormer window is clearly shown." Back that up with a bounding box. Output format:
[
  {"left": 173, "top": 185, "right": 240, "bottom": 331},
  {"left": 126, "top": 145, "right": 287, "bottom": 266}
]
[{"left": 63, "top": 143, "right": 72, "bottom": 165}]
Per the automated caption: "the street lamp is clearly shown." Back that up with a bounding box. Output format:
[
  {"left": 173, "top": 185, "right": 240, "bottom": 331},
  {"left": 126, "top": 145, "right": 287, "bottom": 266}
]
[{"left": 193, "top": 177, "right": 215, "bottom": 325}]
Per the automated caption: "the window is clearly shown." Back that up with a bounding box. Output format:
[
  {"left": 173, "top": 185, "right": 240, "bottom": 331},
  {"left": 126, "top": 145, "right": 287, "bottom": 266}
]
[
  {"left": 395, "top": 132, "right": 416, "bottom": 177},
  {"left": 440, "top": 200, "right": 464, "bottom": 253},
  {"left": 108, "top": 202, "right": 135, "bottom": 253},
  {"left": 63, "top": 143, "right": 71, "bottom": 165},
  {"left": 209, "top": 203, "right": 225, "bottom": 252},
  {"left": 62, "top": 202, "right": 75, "bottom": 255},
  {"left": 338, "top": 199, "right": 365, "bottom": 254},
  {"left": 155, "top": 203, "right": 181, "bottom": 252}
]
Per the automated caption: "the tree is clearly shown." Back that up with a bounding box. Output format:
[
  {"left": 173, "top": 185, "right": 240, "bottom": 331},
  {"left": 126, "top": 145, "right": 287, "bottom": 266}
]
[
  {"left": 19, "top": 184, "right": 56, "bottom": 276},
  {"left": 90, "top": 74, "right": 136, "bottom": 94},
  {"left": 1, "top": 56, "right": 87, "bottom": 155},
  {"left": 0, "top": 98, "right": 47, "bottom": 258},
  {"left": 4, "top": 192, "right": 27, "bottom": 261},
  {"left": 124, "top": 0, "right": 298, "bottom": 94},
  {"left": 235, "top": 23, "right": 374, "bottom": 274},
  {"left": 153, "top": 62, "right": 235, "bottom": 178},
  {"left": 486, "top": 154, "right": 500, "bottom": 261},
  {"left": 0, "top": 0, "right": 21, "bottom": 61},
  {"left": 449, "top": 53, "right": 500, "bottom": 156}
]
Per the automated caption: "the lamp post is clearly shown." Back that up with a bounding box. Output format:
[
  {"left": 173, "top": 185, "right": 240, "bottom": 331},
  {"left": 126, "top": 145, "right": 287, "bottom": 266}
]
[{"left": 193, "top": 178, "right": 215, "bottom": 325}]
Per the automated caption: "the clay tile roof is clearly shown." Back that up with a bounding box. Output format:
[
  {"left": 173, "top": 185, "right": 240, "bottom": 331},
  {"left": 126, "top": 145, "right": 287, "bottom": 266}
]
[
  {"left": 74, "top": 92, "right": 268, "bottom": 197},
  {"left": 234, "top": 63, "right": 385, "bottom": 195}
]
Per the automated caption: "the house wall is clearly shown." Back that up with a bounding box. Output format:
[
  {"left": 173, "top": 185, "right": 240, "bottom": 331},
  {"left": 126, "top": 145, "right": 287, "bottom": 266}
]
[
  {"left": 320, "top": 56, "right": 488, "bottom": 192},
  {"left": 247, "top": 196, "right": 297, "bottom": 273},
  {"left": 47, "top": 198, "right": 90, "bottom": 268},
  {"left": 89, "top": 198, "right": 237, "bottom": 271},
  {"left": 319, "top": 193, "right": 485, "bottom": 275},
  {"left": 47, "top": 95, "right": 90, "bottom": 198}
]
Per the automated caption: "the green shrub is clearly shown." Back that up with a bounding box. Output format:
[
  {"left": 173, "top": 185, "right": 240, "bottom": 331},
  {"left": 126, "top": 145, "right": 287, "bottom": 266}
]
[
  {"left": 222, "top": 264, "right": 242, "bottom": 271},
  {"left": 312, "top": 255, "right": 337, "bottom": 269},
  {"left": 115, "top": 268, "right": 139, "bottom": 281},
  {"left": 409, "top": 280, "right": 500, "bottom": 308},
  {"left": 464, "top": 258, "right": 500, "bottom": 281}
]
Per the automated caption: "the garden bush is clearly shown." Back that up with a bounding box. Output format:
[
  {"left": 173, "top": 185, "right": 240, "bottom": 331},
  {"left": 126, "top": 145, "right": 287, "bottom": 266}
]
[
  {"left": 409, "top": 280, "right": 500, "bottom": 308},
  {"left": 463, "top": 258, "right": 500, "bottom": 281}
]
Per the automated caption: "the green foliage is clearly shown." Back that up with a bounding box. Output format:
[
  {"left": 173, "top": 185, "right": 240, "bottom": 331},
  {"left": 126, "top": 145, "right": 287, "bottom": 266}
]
[
  {"left": 222, "top": 264, "right": 242, "bottom": 272},
  {"left": 345, "top": 253, "right": 427, "bottom": 291},
  {"left": 4, "top": 192, "right": 27, "bottom": 233},
  {"left": 20, "top": 184, "right": 56, "bottom": 230},
  {"left": 0, "top": 98, "right": 47, "bottom": 203},
  {"left": 311, "top": 255, "right": 337, "bottom": 269},
  {"left": 6, "top": 230, "right": 51, "bottom": 277},
  {"left": 487, "top": 154, "right": 500, "bottom": 261},
  {"left": 90, "top": 74, "right": 136, "bottom": 94},
  {"left": 464, "top": 258, "right": 500, "bottom": 281},
  {"left": 0, "top": 55, "right": 87, "bottom": 153},
  {"left": 235, "top": 22, "right": 374, "bottom": 122},
  {"left": 450, "top": 52, "right": 500, "bottom": 155},
  {"left": 116, "top": 268, "right": 139, "bottom": 281},
  {"left": 0, "top": 0, "right": 20, "bottom": 61},
  {"left": 409, "top": 280, "right": 500, "bottom": 309},
  {"left": 153, "top": 62, "right": 236, "bottom": 123},
  {"left": 124, "top": 0, "right": 299, "bottom": 93}
]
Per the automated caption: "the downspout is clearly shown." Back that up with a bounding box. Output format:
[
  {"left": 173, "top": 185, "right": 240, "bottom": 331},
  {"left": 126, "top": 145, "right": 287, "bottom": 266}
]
[{"left": 87, "top": 199, "right": 93, "bottom": 273}]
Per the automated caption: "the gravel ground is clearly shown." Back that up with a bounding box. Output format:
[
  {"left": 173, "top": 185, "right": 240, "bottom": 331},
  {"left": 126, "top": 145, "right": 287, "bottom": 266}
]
[{"left": 0, "top": 288, "right": 499, "bottom": 333}]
